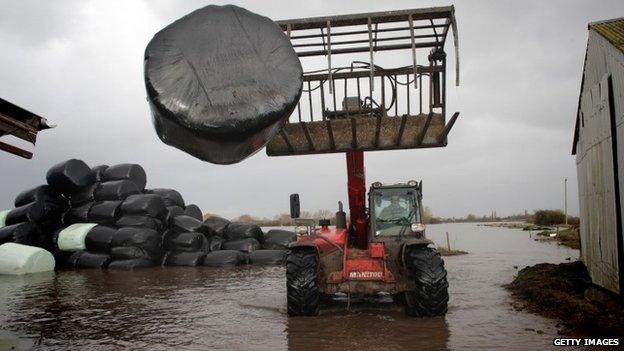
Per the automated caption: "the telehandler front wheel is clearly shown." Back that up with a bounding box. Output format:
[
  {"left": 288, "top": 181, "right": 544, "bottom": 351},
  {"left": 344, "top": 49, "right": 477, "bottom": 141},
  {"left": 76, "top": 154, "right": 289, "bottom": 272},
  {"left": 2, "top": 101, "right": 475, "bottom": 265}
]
[
  {"left": 286, "top": 249, "right": 319, "bottom": 316},
  {"left": 404, "top": 246, "right": 449, "bottom": 317}
]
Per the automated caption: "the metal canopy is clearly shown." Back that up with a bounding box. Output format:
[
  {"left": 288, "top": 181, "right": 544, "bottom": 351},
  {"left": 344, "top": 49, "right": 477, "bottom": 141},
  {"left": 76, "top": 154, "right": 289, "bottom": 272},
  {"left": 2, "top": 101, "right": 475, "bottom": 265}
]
[{"left": 0, "top": 97, "right": 53, "bottom": 159}]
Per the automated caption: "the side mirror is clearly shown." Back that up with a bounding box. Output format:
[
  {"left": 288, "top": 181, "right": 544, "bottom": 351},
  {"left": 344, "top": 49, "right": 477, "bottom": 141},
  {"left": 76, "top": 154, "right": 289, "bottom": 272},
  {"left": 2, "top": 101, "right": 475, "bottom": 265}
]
[{"left": 290, "top": 193, "right": 300, "bottom": 219}]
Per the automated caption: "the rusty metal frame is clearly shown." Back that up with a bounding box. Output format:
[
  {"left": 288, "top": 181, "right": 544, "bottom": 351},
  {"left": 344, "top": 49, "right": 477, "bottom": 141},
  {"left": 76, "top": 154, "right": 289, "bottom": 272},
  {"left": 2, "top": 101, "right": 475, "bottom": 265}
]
[
  {"left": 437, "top": 112, "right": 460, "bottom": 144},
  {"left": 277, "top": 6, "right": 454, "bottom": 30},
  {"left": 300, "top": 122, "right": 315, "bottom": 151},
  {"left": 0, "top": 112, "right": 38, "bottom": 142},
  {"left": 268, "top": 6, "right": 460, "bottom": 157},
  {"left": 278, "top": 6, "right": 456, "bottom": 59},
  {"left": 0, "top": 98, "right": 53, "bottom": 159},
  {"left": 302, "top": 65, "right": 442, "bottom": 82},
  {"left": 415, "top": 112, "right": 434, "bottom": 145}
]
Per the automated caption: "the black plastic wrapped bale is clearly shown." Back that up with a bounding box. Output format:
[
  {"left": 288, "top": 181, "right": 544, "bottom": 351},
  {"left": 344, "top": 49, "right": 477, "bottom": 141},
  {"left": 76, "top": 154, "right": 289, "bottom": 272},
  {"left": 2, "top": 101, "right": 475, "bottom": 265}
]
[
  {"left": 263, "top": 229, "right": 297, "bottom": 250},
  {"left": 76, "top": 251, "right": 111, "bottom": 269},
  {"left": 110, "top": 246, "right": 152, "bottom": 260},
  {"left": 67, "top": 251, "right": 84, "bottom": 268},
  {"left": 171, "top": 215, "right": 215, "bottom": 236},
  {"left": 183, "top": 204, "right": 203, "bottom": 221},
  {"left": 5, "top": 202, "right": 45, "bottom": 226},
  {"left": 203, "top": 250, "right": 247, "bottom": 267},
  {"left": 120, "top": 194, "right": 167, "bottom": 219},
  {"left": 225, "top": 222, "right": 264, "bottom": 244},
  {"left": 108, "top": 258, "right": 155, "bottom": 269},
  {"left": 63, "top": 203, "right": 94, "bottom": 225},
  {"left": 115, "top": 215, "right": 163, "bottom": 231},
  {"left": 34, "top": 219, "right": 59, "bottom": 250},
  {"left": 46, "top": 159, "right": 95, "bottom": 195},
  {"left": 203, "top": 216, "right": 230, "bottom": 237},
  {"left": 148, "top": 188, "right": 185, "bottom": 207},
  {"left": 94, "top": 180, "right": 140, "bottom": 201},
  {"left": 87, "top": 201, "right": 122, "bottom": 226},
  {"left": 53, "top": 251, "right": 73, "bottom": 269},
  {"left": 70, "top": 183, "right": 100, "bottom": 207},
  {"left": 0, "top": 222, "right": 42, "bottom": 245},
  {"left": 144, "top": 4, "right": 303, "bottom": 164},
  {"left": 165, "top": 206, "right": 185, "bottom": 225},
  {"left": 164, "top": 232, "right": 208, "bottom": 252},
  {"left": 111, "top": 227, "right": 161, "bottom": 257},
  {"left": 85, "top": 225, "right": 116, "bottom": 253},
  {"left": 208, "top": 236, "right": 224, "bottom": 252},
  {"left": 249, "top": 249, "right": 287, "bottom": 266},
  {"left": 163, "top": 251, "right": 206, "bottom": 267},
  {"left": 222, "top": 238, "right": 260, "bottom": 253},
  {"left": 14, "top": 185, "right": 66, "bottom": 208},
  {"left": 91, "top": 165, "right": 109, "bottom": 182},
  {"left": 102, "top": 164, "right": 147, "bottom": 191},
  {"left": 51, "top": 229, "right": 62, "bottom": 253}
]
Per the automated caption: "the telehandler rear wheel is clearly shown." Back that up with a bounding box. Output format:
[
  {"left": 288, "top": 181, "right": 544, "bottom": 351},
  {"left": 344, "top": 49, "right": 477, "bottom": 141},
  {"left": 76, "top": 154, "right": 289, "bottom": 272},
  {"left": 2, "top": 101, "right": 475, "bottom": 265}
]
[
  {"left": 404, "top": 246, "right": 449, "bottom": 317},
  {"left": 286, "top": 249, "right": 319, "bottom": 316}
]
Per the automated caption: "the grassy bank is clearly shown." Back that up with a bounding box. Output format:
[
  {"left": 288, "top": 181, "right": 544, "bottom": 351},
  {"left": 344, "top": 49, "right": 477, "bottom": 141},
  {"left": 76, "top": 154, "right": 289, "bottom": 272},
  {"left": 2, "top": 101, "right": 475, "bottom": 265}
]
[
  {"left": 480, "top": 222, "right": 552, "bottom": 231},
  {"left": 437, "top": 247, "right": 468, "bottom": 256},
  {"left": 536, "top": 228, "right": 580, "bottom": 249},
  {"left": 481, "top": 221, "right": 580, "bottom": 250},
  {"left": 506, "top": 261, "right": 624, "bottom": 336}
]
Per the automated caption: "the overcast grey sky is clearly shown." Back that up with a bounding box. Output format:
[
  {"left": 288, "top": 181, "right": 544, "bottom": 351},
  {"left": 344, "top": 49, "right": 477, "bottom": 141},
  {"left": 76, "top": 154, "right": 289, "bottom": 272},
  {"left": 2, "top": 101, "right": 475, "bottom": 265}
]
[{"left": 1, "top": 0, "right": 622, "bottom": 219}]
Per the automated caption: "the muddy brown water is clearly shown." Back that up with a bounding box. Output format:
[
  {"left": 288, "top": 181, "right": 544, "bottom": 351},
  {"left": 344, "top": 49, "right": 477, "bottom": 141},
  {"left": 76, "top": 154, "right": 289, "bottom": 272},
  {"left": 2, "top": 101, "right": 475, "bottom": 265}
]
[{"left": 0, "top": 223, "right": 580, "bottom": 350}]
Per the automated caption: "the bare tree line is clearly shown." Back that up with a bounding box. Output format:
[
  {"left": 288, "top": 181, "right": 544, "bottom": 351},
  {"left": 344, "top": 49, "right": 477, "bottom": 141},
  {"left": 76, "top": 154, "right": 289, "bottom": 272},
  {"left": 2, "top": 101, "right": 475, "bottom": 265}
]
[{"left": 218, "top": 207, "right": 578, "bottom": 227}]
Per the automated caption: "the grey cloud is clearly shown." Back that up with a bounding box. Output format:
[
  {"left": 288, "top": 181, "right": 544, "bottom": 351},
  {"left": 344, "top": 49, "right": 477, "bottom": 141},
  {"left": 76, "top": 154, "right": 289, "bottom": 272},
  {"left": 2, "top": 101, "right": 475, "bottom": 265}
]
[{"left": 1, "top": 0, "right": 623, "bottom": 220}]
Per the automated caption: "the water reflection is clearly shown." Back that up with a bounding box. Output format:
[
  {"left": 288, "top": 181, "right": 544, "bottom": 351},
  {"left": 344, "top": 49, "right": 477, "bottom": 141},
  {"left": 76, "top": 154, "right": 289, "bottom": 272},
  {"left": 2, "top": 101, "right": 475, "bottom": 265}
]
[{"left": 286, "top": 306, "right": 450, "bottom": 351}]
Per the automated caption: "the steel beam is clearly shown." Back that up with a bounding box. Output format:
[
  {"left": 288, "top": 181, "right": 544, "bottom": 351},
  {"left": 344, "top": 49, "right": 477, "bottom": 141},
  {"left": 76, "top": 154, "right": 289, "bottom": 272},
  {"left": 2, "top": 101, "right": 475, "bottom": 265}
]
[
  {"left": 297, "top": 41, "right": 441, "bottom": 57},
  {"left": 0, "top": 140, "right": 32, "bottom": 159},
  {"left": 277, "top": 6, "right": 454, "bottom": 30}
]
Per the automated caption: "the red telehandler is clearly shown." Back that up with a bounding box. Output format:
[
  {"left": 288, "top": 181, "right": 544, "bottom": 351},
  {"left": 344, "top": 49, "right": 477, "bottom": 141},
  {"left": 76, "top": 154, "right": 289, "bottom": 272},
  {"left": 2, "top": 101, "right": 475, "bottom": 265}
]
[{"left": 265, "top": 6, "right": 461, "bottom": 316}]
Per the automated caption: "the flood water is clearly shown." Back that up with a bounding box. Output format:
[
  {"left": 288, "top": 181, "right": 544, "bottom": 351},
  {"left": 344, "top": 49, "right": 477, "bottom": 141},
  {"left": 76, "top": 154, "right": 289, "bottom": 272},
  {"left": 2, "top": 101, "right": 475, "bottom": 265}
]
[{"left": 0, "top": 223, "right": 580, "bottom": 350}]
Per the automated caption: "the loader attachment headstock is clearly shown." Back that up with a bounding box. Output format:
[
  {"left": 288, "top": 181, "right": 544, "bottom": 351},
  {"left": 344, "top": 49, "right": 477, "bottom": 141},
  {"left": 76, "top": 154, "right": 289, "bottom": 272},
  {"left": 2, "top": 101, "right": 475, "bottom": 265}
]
[{"left": 266, "top": 6, "right": 460, "bottom": 156}]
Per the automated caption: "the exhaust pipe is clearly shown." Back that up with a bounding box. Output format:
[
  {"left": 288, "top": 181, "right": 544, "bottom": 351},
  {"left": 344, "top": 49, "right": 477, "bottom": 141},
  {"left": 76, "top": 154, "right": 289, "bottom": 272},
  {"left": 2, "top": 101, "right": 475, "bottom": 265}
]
[{"left": 336, "top": 201, "right": 347, "bottom": 229}]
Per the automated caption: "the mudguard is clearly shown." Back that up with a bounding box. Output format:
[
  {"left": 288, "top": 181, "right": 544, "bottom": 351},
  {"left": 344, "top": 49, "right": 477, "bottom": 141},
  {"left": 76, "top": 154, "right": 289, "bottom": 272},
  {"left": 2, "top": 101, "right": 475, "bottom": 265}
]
[{"left": 288, "top": 241, "right": 318, "bottom": 253}]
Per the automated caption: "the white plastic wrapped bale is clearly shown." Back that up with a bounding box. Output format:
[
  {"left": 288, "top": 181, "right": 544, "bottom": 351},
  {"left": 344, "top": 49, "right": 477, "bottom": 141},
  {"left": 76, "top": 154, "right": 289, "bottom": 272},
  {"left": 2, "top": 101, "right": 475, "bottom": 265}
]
[
  {"left": 57, "top": 223, "right": 99, "bottom": 251},
  {"left": 0, "top": 243, "right": 55, "bottom": 275},
  {"left": 0, "top": 210, "right": 8, "bottom": 228}
]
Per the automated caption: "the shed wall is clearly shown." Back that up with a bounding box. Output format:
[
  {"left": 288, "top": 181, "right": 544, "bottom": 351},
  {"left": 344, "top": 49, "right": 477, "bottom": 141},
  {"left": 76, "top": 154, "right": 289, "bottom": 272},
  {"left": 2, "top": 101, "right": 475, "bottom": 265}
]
[{"left": 575, "top": 29, "right": 624, "bottom": 294}]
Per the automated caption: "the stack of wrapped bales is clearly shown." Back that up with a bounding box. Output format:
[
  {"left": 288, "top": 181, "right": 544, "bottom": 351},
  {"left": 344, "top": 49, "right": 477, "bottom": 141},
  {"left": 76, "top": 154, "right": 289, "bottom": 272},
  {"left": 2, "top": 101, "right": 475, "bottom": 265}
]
[
  {"left": 1, "top": 159, "right": 298, "bottom": 270},
  {"left": 0, "top": 185, "right": 68, "bottom": 250}
]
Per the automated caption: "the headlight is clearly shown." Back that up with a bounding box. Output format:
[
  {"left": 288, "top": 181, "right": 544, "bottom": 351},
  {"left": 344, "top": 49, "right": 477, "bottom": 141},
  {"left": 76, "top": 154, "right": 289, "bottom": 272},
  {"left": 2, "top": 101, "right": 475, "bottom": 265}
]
[
  {"left": 408, "top": 180, "right": 418, "bottom": 187},
  {"left": 411, "top": 223, "right": 425, "bottom": 232},
  {"left": 295, "top": 226, "right": 308, "bottom": 235},
  {"left": 372, "top": 182, "right": 382, "bottom": 188}
]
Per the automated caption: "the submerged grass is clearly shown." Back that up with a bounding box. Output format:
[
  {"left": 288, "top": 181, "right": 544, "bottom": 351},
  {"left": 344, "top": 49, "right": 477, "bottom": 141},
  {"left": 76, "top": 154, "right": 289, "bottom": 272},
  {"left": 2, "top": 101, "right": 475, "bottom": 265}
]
[
  {"left": 535, "top": 228, "right": 580, "bottom": 249},
  {"left": 437, "top": 247, "right": 468, "bottom": 256}
]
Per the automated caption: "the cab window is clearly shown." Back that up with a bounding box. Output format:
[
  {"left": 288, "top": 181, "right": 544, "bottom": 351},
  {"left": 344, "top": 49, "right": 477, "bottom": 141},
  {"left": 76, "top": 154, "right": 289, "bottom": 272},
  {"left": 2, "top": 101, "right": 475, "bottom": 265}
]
[{"left": 372, "top": 190, "right": 419, "bottom": 235}]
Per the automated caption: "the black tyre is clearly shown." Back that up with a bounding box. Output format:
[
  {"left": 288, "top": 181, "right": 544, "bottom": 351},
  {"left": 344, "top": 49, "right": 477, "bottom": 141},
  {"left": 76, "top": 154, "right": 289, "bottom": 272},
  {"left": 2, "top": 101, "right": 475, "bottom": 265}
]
[
  {"left": 404, "top": 246, "right": 449, "bottom": 317},
  {"left": 393, "top": 293, "right": 406, "bottom": 306},
  {"left": 286, "top": 249, "right": 320, "bottom": 316}
]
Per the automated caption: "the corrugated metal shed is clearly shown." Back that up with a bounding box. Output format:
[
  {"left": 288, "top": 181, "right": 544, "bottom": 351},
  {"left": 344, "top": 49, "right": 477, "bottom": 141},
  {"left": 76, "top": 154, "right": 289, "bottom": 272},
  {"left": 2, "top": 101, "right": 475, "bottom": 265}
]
[
  {"left": 591, "top": 18, "right": 624, "bottom": 54},
  {"left": 572, "top": 17, "right": 624, "bottom": 296},
  {"left": 0, "top": 97, "right": 53, "bottom": 159}
]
